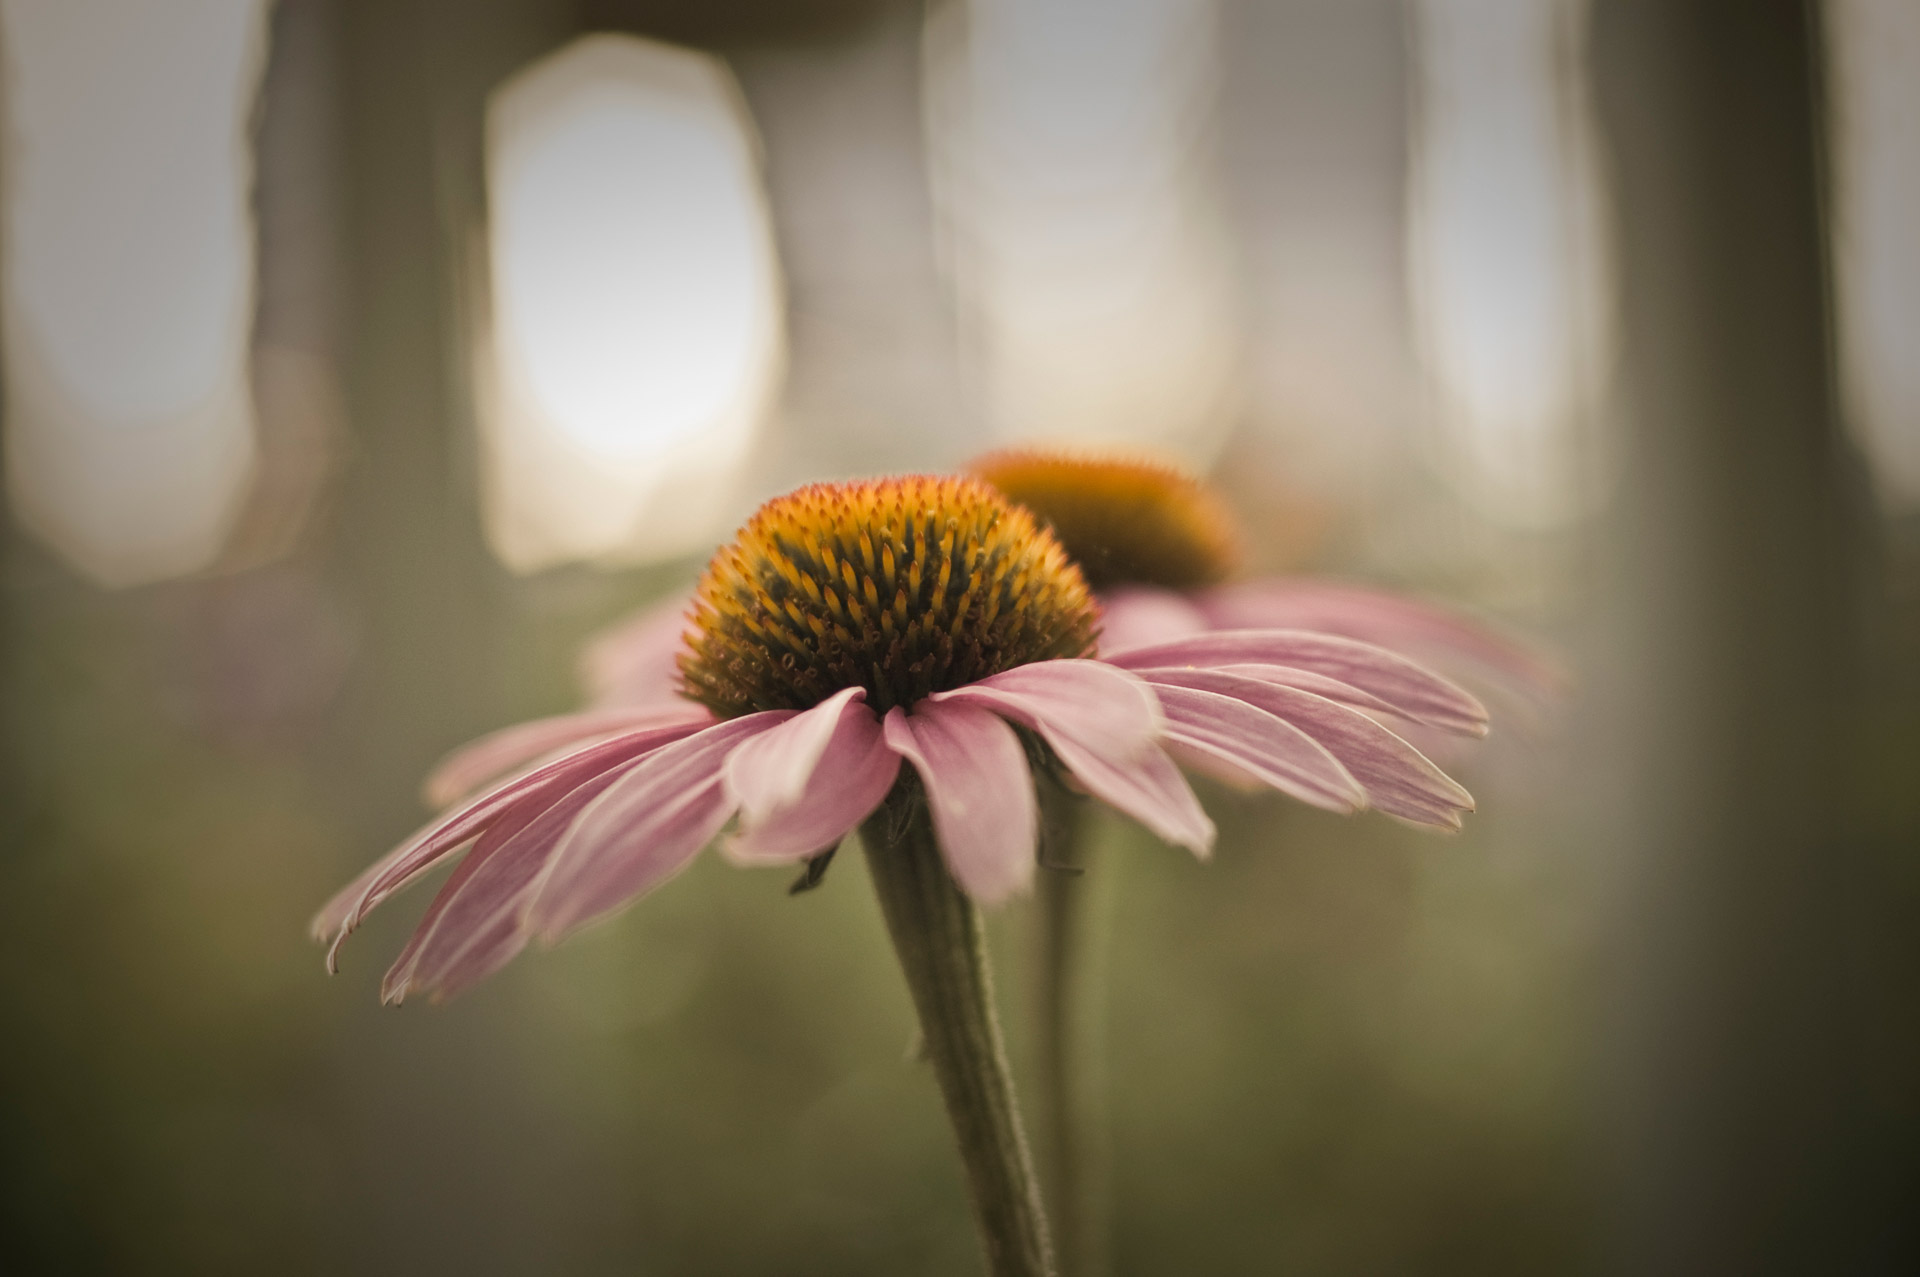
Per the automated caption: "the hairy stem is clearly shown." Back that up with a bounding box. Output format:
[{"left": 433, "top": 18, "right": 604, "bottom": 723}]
[{"left": 861, "top": 802, "right": 1056, "bottom": 1277}]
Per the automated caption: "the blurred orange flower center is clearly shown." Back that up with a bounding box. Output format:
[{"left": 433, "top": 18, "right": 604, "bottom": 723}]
[{"left": 971, "top": 449, "right": 1242, "bottom": 591}]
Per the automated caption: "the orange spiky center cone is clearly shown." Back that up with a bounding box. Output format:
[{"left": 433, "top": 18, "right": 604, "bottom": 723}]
[{"left": 679, "top": 476, "right": 1099, "bottom": 718}]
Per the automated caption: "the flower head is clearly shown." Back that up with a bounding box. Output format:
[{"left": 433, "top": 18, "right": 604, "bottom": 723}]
[
  {"left": 680, "top": 476, "right": 1097, "bottom": 716},
  {"left": 971, "top": 449, "right": 1240, "bottom": 591},
  {"left": 972, "top": 447, "right": 1562, "bottom": 720},
  {"left": 314, "top": 477, "right": 1213, "bottom": 1002}
]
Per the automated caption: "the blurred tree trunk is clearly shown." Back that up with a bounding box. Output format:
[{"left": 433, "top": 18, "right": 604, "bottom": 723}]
[
  {"left": 1590, "top": 1, "right": 1913, "bottom": 1271},
  {"left": 324, "top": 0, "right": 579, "bottom": 840}
]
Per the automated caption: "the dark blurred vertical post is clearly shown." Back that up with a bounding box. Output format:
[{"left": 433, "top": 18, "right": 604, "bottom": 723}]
[
  {"left": 1589, "top": 1, "right": 1908, "bottom": 1271},
  {"left": 326, "top": 0, "right": 575, "bottom": 842},
  {"left": 324, "top": 4, "right": 586, "bottom": 1268},
  {"left": 328, "top": 0, "right": 485, "bottom": 842}
]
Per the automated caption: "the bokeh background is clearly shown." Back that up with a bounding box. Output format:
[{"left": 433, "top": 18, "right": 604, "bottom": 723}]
[{"left": 3, "top": 1, "right": 1917, "bottom": 1273}]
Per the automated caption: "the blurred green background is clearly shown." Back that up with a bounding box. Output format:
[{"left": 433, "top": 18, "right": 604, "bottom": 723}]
[
  {"left": 0, "top": 552, "right": 1604, "bottom": 1273},
  {"left": 3, "top": 1, "right": 1917, "bottom": 1274}
]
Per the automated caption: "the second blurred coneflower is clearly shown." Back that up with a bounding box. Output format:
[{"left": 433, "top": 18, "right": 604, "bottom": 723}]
[
  {"left": 970, "top": 447, "right": 1561, "bottom": 715},
  {"left": 969, "top": 446, "right": 1556, "bottom": 1276}
]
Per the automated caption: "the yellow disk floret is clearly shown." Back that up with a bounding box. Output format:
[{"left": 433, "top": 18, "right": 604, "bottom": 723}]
[
  {"left": 680, "top": 476, "right": 1099, "bottom": 718},
  {"left": 971, "top": 449, "right": 1241, "bottom": 591}
]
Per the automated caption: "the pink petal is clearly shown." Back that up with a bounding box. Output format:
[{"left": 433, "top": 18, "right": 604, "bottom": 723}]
[
  {"left": 376, "top": 798, "right": 549, "bottom": 994},
  {"left": 524, "top": 714, "right": 787, "bottom": 940},
  {"left": 1145, "top": 668, "right": 1473, "bottom": 829},
  {"left": 724, "top": 688, "right": 869, "bottom": 826},
  {"left": 578, "top": 593, "right": 698, "bottom": 707},
  {"left": 312, "top": 718, "right": 710, "bottom": 962},
  {"left": 931, "top": 660, "right": 1210, "bottom": 855},
  {"left": 381, "top": 760, "right": 641, "bottom": 1003},
  {"left": 540, "top": 780, "right": 736, "bottom": 942},
  {"left": 422, "top": 702, "right": 713, "bottom": 808},
  {"left": 930, "top": 659, "right": 1163, "bottom": 757},
  {"left": 1095, "top": 586, "right": 1211, "bottom": 653},
  {"left": 882, "top": 703, "right": 1037, "bottom": 905},
  {"left": 1197, "top": 579, "right": 1565, "bottom": 707},
  {"left": 1051, "top": 739, "right": 1215, "bottom": 856},
  {"left": 724, "top": 702, "right": 899, "bottom": 865},
  {"left": 395, "top": 910, "right": 524, "bottom": 1003},
  {"left": 1151, "top": 683, "right": 1365, "bottom": 813},
  {"left": 1162, "top": 740, "right": 1269, "bottom": 793},
  {"left": 1107, "top": 629, "right": 1490, "bottom": 737},
  {"left": 1171, "top": 662, "right": 1411, "bottom": 720}
]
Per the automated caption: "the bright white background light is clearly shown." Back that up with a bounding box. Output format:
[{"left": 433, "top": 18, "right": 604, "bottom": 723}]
[
  {"left": 1828, "top": 0, "right": 1920, "bottom": 514},
  {"left": 2, "top": 0, "right": 267, "bottom": 586},
  {"left": 1407, "top": 0, "right": 1613, "bottom": 529},
  {"left": 481, "top": 35, "right": 784, "bottom": 570},
  {"left": 925, "top": 0, "right": 1241, "bottom": 466}
]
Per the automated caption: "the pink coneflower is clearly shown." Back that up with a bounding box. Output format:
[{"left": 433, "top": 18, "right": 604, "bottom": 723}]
[
  {"left": 318, "top": 477, "right": 1137, "bottom": 997},
  {"left": 316, "top": 474, "right": 1488, "bottom": 1001},
  {"left": 967, "top": 448, "right": 1562, "bottom": 727},
  {"left": 570, "top": 462, "right": 1524, "bottom": 847},
  {"left": 570, "top": 609, "right": 1485, "bottom": 842},
  {"left": 963, "top": 448, "right": 1544, "bottom": 1276},
  {"left": 317, "top": 473, "right": 1492, "bottom": 1277}
]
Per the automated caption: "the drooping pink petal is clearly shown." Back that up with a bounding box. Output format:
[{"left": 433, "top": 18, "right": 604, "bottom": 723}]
[
  {"left": 374, "top": 791, "right": 551, "bottom": 991},
  {"left": 1150, "top": 683, "right": 1365, "bottom": 813},
  {"left": 398, "top": 909, "right": 525, "bottom": 1003},
  {"left": 1145, "top": 668, "right": 1473, "bottom": 829},
  {"left": 578, "top": 593, "right": 697, "bottom": 707},
  {"left": 312, "top": 718, "right": 712, "bottom": 961},
  {"left": 1161, "top": 740, "right": 1269, "bottom": 793},
  {"left": 930, "top": 659, "right": 1163, "bottom": 758},
  {"left": 882, "top": 702, "right": 1037, "bottom": 905},
  {"left": 1107, "top": 629, "right": 1490, "bottom": 737},
  {"left": 1053, "top": 738, "right": 1215, "bottom": 856},
  {"left": 381, "top": 760, "right": 641, "bottom": 1003},
  {"left": 724, "top": 701, "right": 899, "bottom": 865},
  {"left": 930, "top": 660, "right": 1211, "bottom": 855},
  {"left": 1182, "top": 662, "right": 1411, "bottom": 721},
  {"left": 524, "top": 714, "right": 787, "bottom": 940},
  {"left": 544, "top": 779, "right": 737, "bottom": 942},
  {"left": 384, "top": 874, "right": 523, "bottom": 1004},
  {"left": 1096, "top": 586, "right": 1211, "bottom": 653},
  {"left": 1196, "top": 579, "right": 1565, "bottom": 710},
  {"left": 724, "top": 688, "right": 869, "bottom": 827},
  {"left": 422, "top": 701, "right": 714, "bottom": 808}
]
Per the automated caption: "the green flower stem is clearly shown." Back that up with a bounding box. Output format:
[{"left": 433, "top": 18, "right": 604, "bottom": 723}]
[
  {"left": 862, "top": 802, "right": 1056, "bottom": 1277},
  {"left": 1034, "top": 796, "right": 1112, "bottom": 1277}
]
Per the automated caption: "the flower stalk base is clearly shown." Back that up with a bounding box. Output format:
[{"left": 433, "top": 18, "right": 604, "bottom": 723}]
[
  {"left": 862, "top": 801, "right": 1056, "bottom": 1277},
  {"left": 1035, "top": 797, "right": 1113, "bottom": 1277}
]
